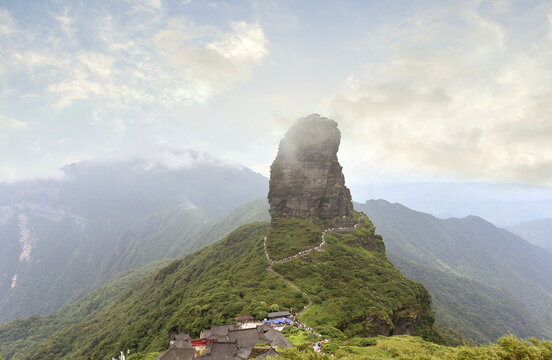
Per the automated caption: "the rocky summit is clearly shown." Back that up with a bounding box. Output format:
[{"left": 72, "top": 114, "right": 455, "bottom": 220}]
[{"left": 268, "top": 114, "right": 354, "bottom": 227}]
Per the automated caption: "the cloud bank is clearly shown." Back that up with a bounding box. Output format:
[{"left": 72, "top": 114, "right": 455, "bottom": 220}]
[
  {"left": 1, "top": 2, "right": 267, "bottom": 126},
  {"left": 1, "top": 0, "right": 551, "bottom": 186},
  {"left": 330, "top": 1, "right": 552, "bottom": 185}
]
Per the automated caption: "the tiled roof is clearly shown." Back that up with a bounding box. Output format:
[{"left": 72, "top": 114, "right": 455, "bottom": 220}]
[
  {"left": 201, "top": 324, "right": 235, "bottom": 340},
  {"left": 199, "top": 341, "right": 240, "bottom": 359},
  {"left": 227, "top": 328, "right": 269, "bottom": 347},
  {"left": 155, "top": 348, "right": 196, "bottom": 360},
  {"left": 260, "top": 326, "right": 293, "bottom": 348}
]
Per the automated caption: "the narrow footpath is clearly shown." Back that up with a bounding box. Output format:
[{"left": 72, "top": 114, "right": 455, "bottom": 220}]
[{"left": 263, "top": 214, "right": 364, "bottom": 332}]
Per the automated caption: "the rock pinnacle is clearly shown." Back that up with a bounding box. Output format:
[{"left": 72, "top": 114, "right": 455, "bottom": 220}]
[{"left": 268, "top": 114, "right": 354, "bottom": 226}]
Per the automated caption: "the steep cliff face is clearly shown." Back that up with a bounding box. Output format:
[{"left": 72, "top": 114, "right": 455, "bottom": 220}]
[{"left": 268, "top": 114, "right": 353, "bottom": 227}]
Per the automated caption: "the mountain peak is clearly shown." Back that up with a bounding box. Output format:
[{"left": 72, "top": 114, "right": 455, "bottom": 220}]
[{"left": 268, "top": 114, "right": 353, "bottom": 226}]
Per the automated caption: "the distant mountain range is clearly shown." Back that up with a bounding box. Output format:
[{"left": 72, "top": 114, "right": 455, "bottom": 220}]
[
  {"left": 355, "top": 200, "right": 552, "bottom": 342},
  {"left": 350, "top": 182, "right": 552, "bottom": 226},
  {"left": 508, "top": 218, "right": 552, "bottom": 254},
  {"left": 0, "top": 157, "right": 268, "bottom": 323}
]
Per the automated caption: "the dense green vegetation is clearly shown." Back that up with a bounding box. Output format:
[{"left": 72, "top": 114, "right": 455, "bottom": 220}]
[
  {"left": 432, "top": 323, "right": 477, "bottom": 347},
  {"left": 356, "top": 200, "right": 552, "bottom": 340},
  {"left": 7, "top": 209, "right": 439, "bottom": 359},
  {"left": 0, "top": 260, "right": 169, "bottom": 360},
  {"left": 5, "top": 196, "right": 551, "bottom": 358},
  {"left": 266, "top": 217, "right": 323, "bottom": 260},
  {"left": 273, "top": 215, "right": 435, "bottom": 340},
  {"left": 389, "top": 254, "right": 549, "bottom": 343},
  {"left": 229, "top": 199, "right": 552, "bottom": 343},
  {"left": 0, "top": 199, "right": 271, "bottom": 359},
  {"left": 273, "top": 334, "right": 552, "bottom": 359},
  {"left": 19, "top": 223, "right": 307, "bottom": 360}
]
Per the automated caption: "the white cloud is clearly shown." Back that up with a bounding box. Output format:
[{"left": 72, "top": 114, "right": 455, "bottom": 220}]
[
  {"left": 548, "top": 13, "right": 552, "bottom": 40},
  {"left": 330, "top": 3, "right": 552, "bottom": 185},
  {"left": 56, "top": 7, "right": 74, "bottom": 37},
  {"left": 77, "top": 52, "right": 115, "bottom": 78},
  {"left": 485, "top": 0, "right": 511, "bottom": 13},
  {"left": 208, "top": 21, "right": 268, "bottom": 62},
  {"left": 114, "top": 144, "right": 245, "bottom": 172},
  {"left": 1, "top": 3, "right": 268, "bottom": 123},
  {"left": 153, "top": 20, "right": 268, "bottom": 103},
  {"left": 130, "top": 0, "right": 163, "bottom": 11},
  {"left": 178, "top": 201, "right": 198, "bottom": 211},
  {"left": 0, "top": 115, "right": 28, "bottom": 133},
  {"left": 0, "top": 9, "right": 15, "bottom": 36},
  {"left": 0, "top": 166, "right": 17, "bottom": 181},
  {"left": 29, "top": 139, "right": 41, "bottom": 153}
]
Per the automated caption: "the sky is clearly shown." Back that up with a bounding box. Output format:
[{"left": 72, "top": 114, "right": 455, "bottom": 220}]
[{"left": 1, "top": 0, "right": 551, "bottom": 188}]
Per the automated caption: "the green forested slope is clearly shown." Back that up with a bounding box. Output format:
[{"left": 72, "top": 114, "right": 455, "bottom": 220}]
[
  {"left": 0, "top": 159, "right": 268, "bottom": 322},
  {"left": 0, "top": 199, "right": 272, "bottom": 360},
  {"left": 355, "top": 200, "right": 552, "bottom": 340},
  {"left": 189, "top": 198, "right": 552, "bottom": 342},
  {"left": 22, "top": 223, "right": 307, "bottom": 360},
  {"left": 388, "top": 254, "right": 549, "bottom": 343},
  {"left": 5, "top": 196, "right": 550, "bottom": 359},
  {"left": 271, "top": 215, "right": 435, "bottom": 340},
  {"left": 0, "top": 259, "right": 169, "bottom": 360},
  {"left": 273, "top": 335, "right": 552, "bottom": 359},
  {"left": 16, "top": 212, "right": 436, "bottom": 360}
]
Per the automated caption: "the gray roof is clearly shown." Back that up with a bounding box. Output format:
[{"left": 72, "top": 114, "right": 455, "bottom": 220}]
[
  {"left": 260, "top": 327, "right": 293, "bottom": 348},
  {"left": 256, "top": 348, "right": 280, "bottom": 359},
  {"left": 201, "top": 324, "right": 235, "bottom": 341},
  {"left": 227, "top": 328, "right": 269, "bottom": 347},
  {"left": 267, "top": 311, "right": 291, "bottom": 318},
  {"left": 156, "top": 348, "right": 196, "bottom": 360},
  {"left": 236, "top": 344, "right": 254, "bottom": 360},
  {"left": 172, "top": 338, "right": 193, "bottom": 349},
  {"left": 200, "top": 342, "right": 239, "bottom": 360}
]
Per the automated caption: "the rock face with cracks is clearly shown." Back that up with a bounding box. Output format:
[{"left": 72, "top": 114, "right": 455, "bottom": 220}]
[{"left": 268, "top": 114, "right": 353, "bottom": 227}]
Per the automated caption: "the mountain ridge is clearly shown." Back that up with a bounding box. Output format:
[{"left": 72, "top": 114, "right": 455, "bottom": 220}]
[
  {"left": 356, "top": 199, "right": 552, "bottom": 340},
  {"left": 351, "top": 182, "right": 552, "bottom": 226},
  {"left": 0, "top": 158, "right": 268, "bottom": 323},
  {"left": 508, "top": 218, "right": 552, "bottom": 253}
]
